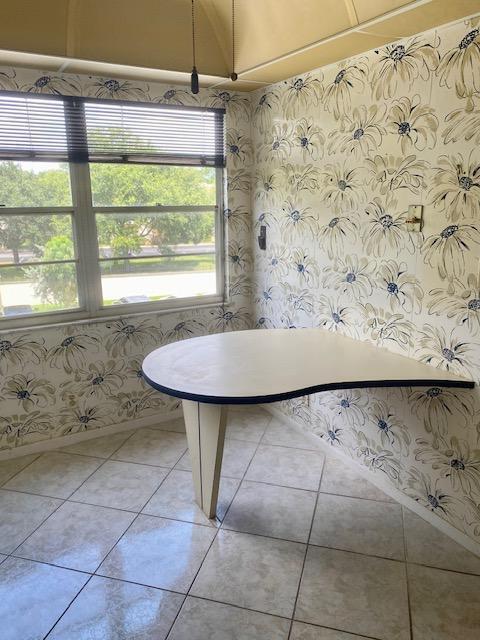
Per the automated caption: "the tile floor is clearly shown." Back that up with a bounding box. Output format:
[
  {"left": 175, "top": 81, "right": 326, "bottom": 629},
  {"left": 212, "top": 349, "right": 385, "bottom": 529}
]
[{"left": 0, "top": 406, "right": 479, "bottom": 640}]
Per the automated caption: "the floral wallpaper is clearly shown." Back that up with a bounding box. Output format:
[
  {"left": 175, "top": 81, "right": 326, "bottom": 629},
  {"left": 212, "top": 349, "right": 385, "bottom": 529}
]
[
  {"left": 250, "top": 17, "right": 480, "bottom": 545},
  {"left": 0, "top": 68, "right": 253, "bottom": 450}
]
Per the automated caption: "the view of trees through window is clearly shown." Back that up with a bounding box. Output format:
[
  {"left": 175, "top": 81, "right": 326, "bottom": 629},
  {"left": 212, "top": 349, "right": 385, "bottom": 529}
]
[{"left": 0, "top": 160, "right": 217, "bottom": 317}]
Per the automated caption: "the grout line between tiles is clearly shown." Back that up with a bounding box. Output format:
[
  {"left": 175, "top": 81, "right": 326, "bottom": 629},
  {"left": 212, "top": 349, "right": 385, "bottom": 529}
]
[
  {"left": 287, "top": 450, "right": 326, "bottom": 639},
  {"left": 402, "top": 506, "right": 414, "bottom": 640}
]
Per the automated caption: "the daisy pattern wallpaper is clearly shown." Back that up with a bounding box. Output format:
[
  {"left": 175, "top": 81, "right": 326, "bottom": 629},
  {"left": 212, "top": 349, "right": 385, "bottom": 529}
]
[{"left": 250, "top": 17, "right": 480, "bottom": 546}]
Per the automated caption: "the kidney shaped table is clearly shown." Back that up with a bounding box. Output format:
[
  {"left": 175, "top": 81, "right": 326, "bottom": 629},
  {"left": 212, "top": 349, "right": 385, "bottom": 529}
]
[{"left": 142, "top": 328, "right": 474, "bottom": 519}]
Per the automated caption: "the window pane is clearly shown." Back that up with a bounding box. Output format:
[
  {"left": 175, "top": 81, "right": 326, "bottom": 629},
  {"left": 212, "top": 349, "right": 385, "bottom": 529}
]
[
  {"left": 0, "top": 214, "right": 75, "bottom": 265},
  {"left": 0, "top": 161, "right": 72, "bottom": 207},
  {"left": 100, "top": 255, "right": 216, "bottom": 305},
  {"left": 90, "top": 164, "right": 216, "bottom": 207},
  {"left": 0, "top": 262, "right": 79, "bottom": 317},
  {"left": 96, "top": 211, "right": 215, "bottom": 259}
]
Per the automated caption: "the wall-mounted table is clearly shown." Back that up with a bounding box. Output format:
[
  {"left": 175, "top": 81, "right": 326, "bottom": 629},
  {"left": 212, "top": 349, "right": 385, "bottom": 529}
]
[{"left": 142, "top": 329, "right": 474, "bottom": 518}]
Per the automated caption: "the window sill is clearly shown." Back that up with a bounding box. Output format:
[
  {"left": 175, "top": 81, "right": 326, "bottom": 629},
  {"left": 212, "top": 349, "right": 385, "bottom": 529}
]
[{"left": 0, "top": 294, "right": 227, "bottom": 334}]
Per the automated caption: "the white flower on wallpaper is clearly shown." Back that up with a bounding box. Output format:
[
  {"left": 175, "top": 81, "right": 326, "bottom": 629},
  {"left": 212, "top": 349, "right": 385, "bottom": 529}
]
[
  {"left": 354, "top": 431, "right": 402, "bottom": 483},
  {"left": 428, "top": 273, "right": 480, "bottom": 334},
  {"left": 437, "top": 18, "right": 480, "bottom": 98},
  {"left": 280, "top": 197, "right": 318, "bottom": 239},
  {"left": 417, "top": 324, "right": 477, "bottom": 377},
  {"left": 408, "top": 386, "right": 474, "bottom": 437},
  {"left": 263, "top": 243, "right": 290, "bottom": 278},
  {"left": 1, "top": 374, "right": 55, "bottom": 410},
  {"left": 415, "top": 435, "right": 480, "bottom": 495},
  {"left": 281, "top": 73, "right": 323, "bottom": 118},
  {"left": 361, "top": 303, "right": 414, "bottom": 351},
  {"left": 85, "top": 77, "right": 148, "bottom": 100},
  {"left": 228, "top": 240, "right": 252, "bottom": 273},
  {"left": 226, "top": 129, "right": 252, "bottom": 167},
  {"left": 321, "top": 163, "right": 367, "bottom": 213},
  {"left": 293, "top": 117, "right": 325, "bottom": 161},
  {"left": 421, "top": 222, "right": 480, "bottom": 279},
  {"left": 429, "top": 152, "right": 480, "bottom": 221},
  {"left": 443, "top": 96, "right": 480, "bottom": 145},
  {"left": 0, "top": 335, "right": 46, "bottom": 373},
  {"left": 0, "top": 69, "right": 18, "bottom": 91},
  {"left": 154, "top": 86, "right": 197, "bottom": 105},
  {"left": 371, "top": 35, "right": 440, "bottom": 100},
  {"left": 328, "top": 390, "right": 369, "bottom": 426},
  {"left": 317, "top": 213, "right": 359, "bottom": 260},
  {"left": 387, "top": 95, "right": 438, "bottom": 152},
  {"left": 365, "top": 153, "right": 428, "bottom": 195},
  {"left": 327, "top": 104, "right": 385, "bottom": 157},
  {"left": 253, "top": 90, "right": 280, "bottom": 134},
  {"left": 369, "top": 400, "right": 411, "bottom": 455},
  {"left": 255, "top": 170, "right": 280, "bottom": 203},
  {"left": 280, "top": 163, "right": 322, "bottom": 193},
  {"left": 322, "top": 58, "right": 368, "bottom": 120},
  {"left": 289, "top": 248, "right": 320, "bottom": 286},
  {"left": 322, "top": 254, "right": 375, "bottom": 300},
  {"left": 0, "top": 412, "right": 52, "bottom": 447},
  {"left": 363, "top": 197, "right": 414, "bottom": 258},
  {"left": 60, "top": 360, "right": 124, "bottom": 405},
  {"left": 207, "top": 89, "right": 250, "bottom": 120},
  {"left": 376, "top": 259, "right": 423, "bottom": 312},
  {"left": 316, "top": 295, "right": 359, "bottom": 336}
]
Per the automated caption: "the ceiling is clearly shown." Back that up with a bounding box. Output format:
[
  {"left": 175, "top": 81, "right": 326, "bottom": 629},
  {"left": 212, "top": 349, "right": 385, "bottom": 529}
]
[{"left": 0, "top": 0, "right": 478, "bottom": 91}]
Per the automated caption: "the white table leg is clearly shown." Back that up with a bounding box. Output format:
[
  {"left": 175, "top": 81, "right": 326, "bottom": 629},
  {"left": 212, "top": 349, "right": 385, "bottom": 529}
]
[{"left": 182, "top": 399, "right": 228, "bottom": 519}]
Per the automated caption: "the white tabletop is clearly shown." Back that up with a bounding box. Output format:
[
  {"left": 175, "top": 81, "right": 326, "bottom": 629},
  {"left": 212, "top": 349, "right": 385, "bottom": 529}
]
[{"left": 142, "top": 328, "right": 474, "bottom": 404}]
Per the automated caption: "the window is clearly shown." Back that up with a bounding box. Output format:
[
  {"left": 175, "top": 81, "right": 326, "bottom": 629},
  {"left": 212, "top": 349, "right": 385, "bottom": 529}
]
[{"left": 0, "top": 92, "right": 225, "bottom": 328}]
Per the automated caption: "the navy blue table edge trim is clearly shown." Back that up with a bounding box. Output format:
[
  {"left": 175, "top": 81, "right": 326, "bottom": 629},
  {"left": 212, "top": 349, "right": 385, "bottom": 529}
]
[{"left": 142, "top": 370, "right": 475, "bottom": 405}]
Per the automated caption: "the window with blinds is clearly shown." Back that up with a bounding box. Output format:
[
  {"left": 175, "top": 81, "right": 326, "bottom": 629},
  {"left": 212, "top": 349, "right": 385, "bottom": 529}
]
[
  {"left": 0, "top": 91, "right": 225, "bottom": 327},
  {"left": 0, "top": 92, "right": 225, "bottom": 166}
]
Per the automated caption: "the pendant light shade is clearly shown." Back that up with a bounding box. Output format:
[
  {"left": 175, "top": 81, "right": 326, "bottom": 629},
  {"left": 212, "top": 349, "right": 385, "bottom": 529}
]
[{"left": 190, "top": 0, "right": 199, "bottom": 94}]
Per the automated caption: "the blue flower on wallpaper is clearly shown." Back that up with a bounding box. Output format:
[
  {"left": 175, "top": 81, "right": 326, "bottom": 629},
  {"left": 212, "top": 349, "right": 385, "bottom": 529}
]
[
  {"left": 0, "top": 336, "right": 46, "bottom": 373},
  {"left": 377, "top": 259, "right": 423, "bottom": 312},
  {"left": 282, "top": 73, "right": 323, "bottom": 118},
  {"left": 322, "top": 254, "right": 375, "bottom": 300},
  {"left": 318, "top": 214, "right": 359, "bottom": 260},
  {"left": 430, "top": 151, "right": 480, "bottom": 221},
  {"left": 364, "top": 197, "right": 414, "bottom": 258},
  {"left": 86, "top": 77, "right": 148, "bottom": 100},
  {"left": 47, "top": 329, "right": 99, "bottom": 374},
  {"left": 104, "top": 319, "right": 160, "bottom": 357},
  {"left": 23, "top": 74, "right": 81, "bottom": 95},
  {"left": 1, "top": 374, "right": 55, "bottom": 411},
  {"left": 415, "top": 435, "right": 480, "bottom": 495},
  {"left": 327, "top": 104, "right": 385, "bottom": 158}
]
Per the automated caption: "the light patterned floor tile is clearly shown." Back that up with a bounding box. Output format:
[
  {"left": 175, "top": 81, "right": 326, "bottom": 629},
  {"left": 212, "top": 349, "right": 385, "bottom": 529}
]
[
  {"left": 404, "top": 508, "right": 480, "bottom": 575},
  {"left": 0, "top": 454, "right": 39, "bottom": 486},
  {"left": 245, "top": 445, "right": 324, "bottom": 491},
  {"left": 310, "top": 493, "right": 404, "bottom": 560},
  {"left": 168, "top": 597, "right": 290, "bottom": 640},
  {"left": 111, "top": 428, "right": 187, "bottom": 467},
  {"left": 48, "top": 575, "right": 184, "bottom": 640},
  {"left": 222, "top": 480, "right": 316, "bottom": 542},
  {"left": 191, "top": 529, "right": 305, "bottom": 617},
  {"left": 409, "top": 564, "right": 480, "bottom": 640},
  {"left": 3, "top": 451, "right": 103, "bottom": 498},
  {"left": 16, "top": 501, "right": 135, "bottom": 572},
  {"left": 261, "top": 419, "right": 321, "bottom": 451},
  {"left": 142, "top": 469, "right": 239, "bottom": 525},
  {"left": 290, "top": 622, "right": 369, "bottom": 639},
  {"left": 97, "top": 515, "right": 216, "bottom": 593},
  {"left": 225, "top": 406, "right": 271, "bottom": 442},
  {"left": 70, "top": 460, "right": 169, "bottom": 511},
  {"left": 320, "top": 457, "right": 394, "bottom": 502},
  {"left": 0, "top": 489, "right": 62, "bottom": 554},
  {"left": 61, "top": 430, "right": 134, "bottom": 458},
  {"left": 0, "top": 557, "right": 88, "bottom": 640},
  {"left": 296, "top": 546, "right": 410, "bottom": 640}
]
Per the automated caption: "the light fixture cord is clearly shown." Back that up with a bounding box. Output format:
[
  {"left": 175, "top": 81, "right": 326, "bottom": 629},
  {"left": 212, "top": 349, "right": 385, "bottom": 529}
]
[
  {"left": 191, "top": 0, "right": 196, "bottom": 67},
  {"left": 231, "top": 0, "right": 235, "bottom": 75}
]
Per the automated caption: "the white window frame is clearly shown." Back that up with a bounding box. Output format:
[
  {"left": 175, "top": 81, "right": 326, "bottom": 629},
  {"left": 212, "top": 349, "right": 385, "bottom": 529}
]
[{"left": 0, "top": 162, "right": 225, "bottom": 331}]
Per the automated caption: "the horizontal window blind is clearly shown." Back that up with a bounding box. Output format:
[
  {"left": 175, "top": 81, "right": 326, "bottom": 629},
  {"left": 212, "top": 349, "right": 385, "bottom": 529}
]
[{"left": 0, "top": 92, "right": 225, "bottom": 167}]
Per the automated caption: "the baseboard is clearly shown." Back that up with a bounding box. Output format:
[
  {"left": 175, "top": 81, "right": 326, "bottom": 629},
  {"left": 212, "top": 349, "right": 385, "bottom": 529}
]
[
  {"left": 0, "top": 409, "right": 183, "bottom": 462},
  {"left": 263, "top": 404, "right": 480, "bottom": 559}
]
